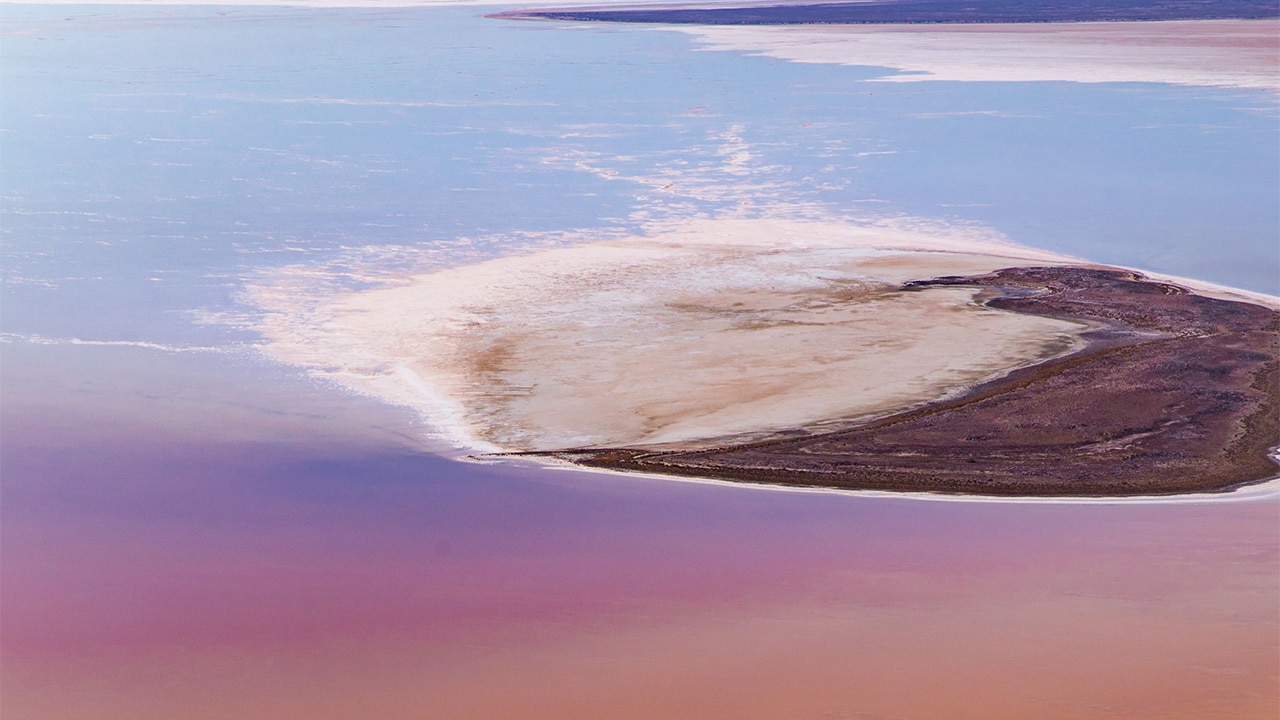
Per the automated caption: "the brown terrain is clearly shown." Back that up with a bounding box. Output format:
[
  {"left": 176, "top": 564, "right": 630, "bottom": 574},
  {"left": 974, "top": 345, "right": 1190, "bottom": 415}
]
[{"left": 535, "top": 266, "right": 1280, "bottom": 496}]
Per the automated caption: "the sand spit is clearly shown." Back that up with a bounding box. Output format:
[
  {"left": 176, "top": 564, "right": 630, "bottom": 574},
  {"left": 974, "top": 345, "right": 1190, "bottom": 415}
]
[
  {"left": 250, "top": 217, "right": 1088, "bottom": 454},
  {"left": 553, "top": 266, "right": 1280, "bottom": 496},
  {"left": 679, "top": 20, "right": 1280, "bottom": 90}
]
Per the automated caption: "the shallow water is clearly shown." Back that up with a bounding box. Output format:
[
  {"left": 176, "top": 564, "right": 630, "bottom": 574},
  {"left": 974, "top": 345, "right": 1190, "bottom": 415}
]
[
  {"left": 2, "top": 5, "right": 1277, "bottom": 718},
  {"left": 4, "top": 393, "right": 1277, "bottom": 719}
]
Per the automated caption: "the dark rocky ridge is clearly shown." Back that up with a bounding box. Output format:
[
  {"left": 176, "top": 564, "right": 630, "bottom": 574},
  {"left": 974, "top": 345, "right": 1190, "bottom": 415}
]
[{"left": 525, "top": 267, "right": 1280, "bottom": 496}]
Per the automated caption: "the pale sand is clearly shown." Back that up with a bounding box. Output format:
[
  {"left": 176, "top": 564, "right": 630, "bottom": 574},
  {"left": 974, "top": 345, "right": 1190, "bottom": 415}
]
[
  {"left": 680, "top": 19, "right": 1280, "bottom": 90},
  {"left": 251, "top": 217, "right": 1092, "bottom": 453}
]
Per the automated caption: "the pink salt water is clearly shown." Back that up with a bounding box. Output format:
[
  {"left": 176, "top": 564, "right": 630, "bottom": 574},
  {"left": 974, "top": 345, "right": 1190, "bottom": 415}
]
[{"left": 3, "top": 408, "right": 1275, "bottom": 719}]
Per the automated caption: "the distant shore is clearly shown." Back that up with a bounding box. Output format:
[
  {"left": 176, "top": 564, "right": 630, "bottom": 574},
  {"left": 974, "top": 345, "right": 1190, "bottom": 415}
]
[
  {"left": 530, "top": 266, "right": 1280, "bottom": 497},
  {"left": 491, "top": 0, "right": 1279, "bottom": 26}
]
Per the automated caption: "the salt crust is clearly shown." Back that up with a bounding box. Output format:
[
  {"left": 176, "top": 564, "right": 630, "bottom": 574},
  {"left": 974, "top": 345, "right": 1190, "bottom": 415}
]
[
  {"left": 251, "top": 217, "right": 1097, "bottom": 453},
  {"left": 680, "top": 19, "right": 1280, "bottom": 91}
]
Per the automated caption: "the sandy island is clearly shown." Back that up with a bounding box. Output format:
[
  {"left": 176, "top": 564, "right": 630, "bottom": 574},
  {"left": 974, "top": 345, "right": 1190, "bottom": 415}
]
[
  {"left": 546, "top": 265, "right": 1280, "bottom": 496},
  {"left": 250, "top": 217, "right": 1280, "bottom": 496}
]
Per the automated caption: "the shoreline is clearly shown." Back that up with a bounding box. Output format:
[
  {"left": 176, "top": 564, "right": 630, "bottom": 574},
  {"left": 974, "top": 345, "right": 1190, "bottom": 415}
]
[
  {"left": 517, "top": 266, "right": 1280, "bottom": 497},
  {"left": 671, "top": 19, "right": 1280, "bottom": 91},
  {"left": 492, "top": 2, "right": 1280, "bottom": 25},
  {"left": 512, "top": 453, "right": 1280, "bottom": 505}
]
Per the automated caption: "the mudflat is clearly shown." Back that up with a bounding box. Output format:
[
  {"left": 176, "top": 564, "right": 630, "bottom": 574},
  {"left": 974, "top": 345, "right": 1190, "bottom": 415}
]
[{"left": 547, "top": 267, "right": 1280, "bottom": 496}]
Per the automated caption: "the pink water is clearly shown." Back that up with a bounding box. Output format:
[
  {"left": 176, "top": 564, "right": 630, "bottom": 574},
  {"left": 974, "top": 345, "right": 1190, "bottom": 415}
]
[{"left": 3, "top": 417, "right": 1276, "bottom": 719}]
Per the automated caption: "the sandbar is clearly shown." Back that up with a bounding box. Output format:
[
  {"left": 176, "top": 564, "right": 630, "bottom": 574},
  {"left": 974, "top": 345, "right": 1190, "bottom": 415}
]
[
  {"left": 251, "top": 218, "right": 1080, "bottom": 451},
  {"left": 249, "top": 217, "right": 1279, "bottom": 496}
]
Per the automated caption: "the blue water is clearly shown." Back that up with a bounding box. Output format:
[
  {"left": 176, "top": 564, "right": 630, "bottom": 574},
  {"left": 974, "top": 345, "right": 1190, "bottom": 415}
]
[
  {"left": 2, "top": 9, "right": 1277, "bottom": 715},
  {"left": 2, "top": 5, "right": 1276, "bottom": 357}
]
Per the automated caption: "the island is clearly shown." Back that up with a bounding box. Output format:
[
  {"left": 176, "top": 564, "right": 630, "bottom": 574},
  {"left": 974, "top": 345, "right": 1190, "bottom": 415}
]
[
  {"left": 249, "top": 216, "right": 1280, "bottom": 498},
  {"left": 530, "top": 266, "right": 1280, "bottom": 496}
]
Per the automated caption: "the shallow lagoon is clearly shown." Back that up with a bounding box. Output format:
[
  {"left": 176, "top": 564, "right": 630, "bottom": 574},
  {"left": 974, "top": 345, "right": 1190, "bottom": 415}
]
[{"left": 2, "top": 5, "right": 1278, "bottom": 718}]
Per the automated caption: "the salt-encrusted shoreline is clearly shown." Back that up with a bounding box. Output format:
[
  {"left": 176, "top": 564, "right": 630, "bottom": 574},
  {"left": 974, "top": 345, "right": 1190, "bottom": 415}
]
[
  {"left": 248, "top": 218, "right": 1087, "bottom": 452},
  {"left": 539, "top": 266, "right": 1280, "bottom": 496},
  {"left": 246, "top": 217, "right": 1279, "bottom": 499},
  {"left": 673, "top": 20, "right": 1280, "bottom": 91}
]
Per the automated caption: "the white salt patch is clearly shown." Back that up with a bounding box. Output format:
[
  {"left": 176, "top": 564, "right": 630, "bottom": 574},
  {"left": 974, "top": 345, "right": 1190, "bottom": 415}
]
[
  {"left": 680, "top": 20, "right": 1280, "bottom": 91},
  {"left": 250, "top": 216, "right": 1087, "bottom": 453}
]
